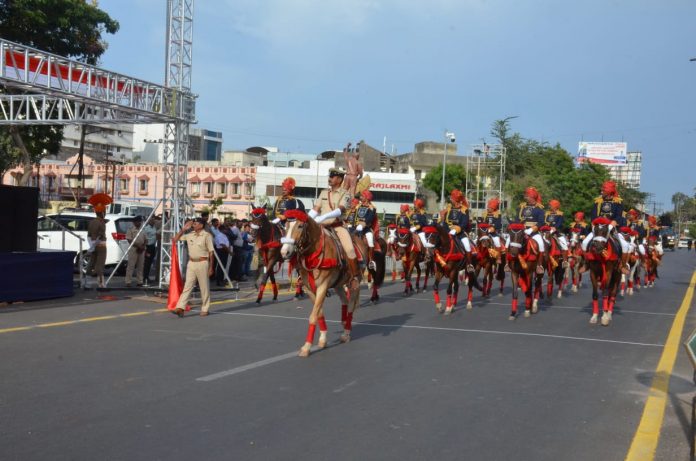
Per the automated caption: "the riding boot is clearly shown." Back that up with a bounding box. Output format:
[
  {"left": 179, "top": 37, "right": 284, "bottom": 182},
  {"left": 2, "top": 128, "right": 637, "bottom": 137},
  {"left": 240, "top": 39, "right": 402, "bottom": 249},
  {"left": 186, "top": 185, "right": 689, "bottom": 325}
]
[
  {"left": 347, "top": 258, "right": 360, "bottom": 289},
  {"left": 368, "top": 247, "right": 376, "bottom": 270}
]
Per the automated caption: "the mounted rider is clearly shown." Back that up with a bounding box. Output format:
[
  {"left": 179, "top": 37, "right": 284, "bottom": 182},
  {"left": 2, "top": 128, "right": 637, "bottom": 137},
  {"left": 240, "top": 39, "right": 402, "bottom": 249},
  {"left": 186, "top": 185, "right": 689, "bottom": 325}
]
[
  {"left": 351, "top": 190, "right": 378, "bottom": 270},
  {"left": 396, "top": 204, "right": 412, "bottom": 229},
  {"left": 439, "top": 189, "right": 475, "bottom": 271},
  {"left": 569, "top": 211, "right": 590, "bottom": 236},
  {"left": 625, "top": 209, "right": 647, "bottom": 257},
  {"left": 271, "top": 177, "right": 305, "bottom": 227},
  {"left": 646, "top": 215, "right": 664, "bottom": 256},
  {"left": 545, "top": 199, "right": 570, "bottom": 255},
  {"left": 410, "top": 198, "right": 429, "bottom": 251},
  {"left": 482, "top": 197, "right": 505, "bottom": 263},
  {"left": 345, "top": 197, "right": 360, "bottom": 230},
  {"left": 581, "top": 180, "right": 631, "bottom": 274},
  {"left": 309, "top": 168, "right": 360, "bottom": 283},
  {"left": 515, "top": 186, "right": 546, "bottom": 250}
]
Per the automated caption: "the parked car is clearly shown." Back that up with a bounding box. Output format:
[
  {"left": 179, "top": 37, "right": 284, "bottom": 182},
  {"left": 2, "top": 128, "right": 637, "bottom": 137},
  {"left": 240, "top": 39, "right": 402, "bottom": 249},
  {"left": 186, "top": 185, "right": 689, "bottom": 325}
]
[
  {"left": 37, "top": 212, "right": 137, "bottom": 273},
  {"left": 660, "top": 227, "right": 676, "bottom": 251},
  {"left": 678, "top": 238, "right": 690, "bottom": 249}
]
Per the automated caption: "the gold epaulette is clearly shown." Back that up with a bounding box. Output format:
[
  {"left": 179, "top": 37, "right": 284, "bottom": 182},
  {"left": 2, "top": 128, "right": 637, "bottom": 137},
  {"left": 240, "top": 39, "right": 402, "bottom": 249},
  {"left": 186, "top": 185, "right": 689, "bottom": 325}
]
[{"left": 613, "top": 196, "right": 622, "bottom": 203}]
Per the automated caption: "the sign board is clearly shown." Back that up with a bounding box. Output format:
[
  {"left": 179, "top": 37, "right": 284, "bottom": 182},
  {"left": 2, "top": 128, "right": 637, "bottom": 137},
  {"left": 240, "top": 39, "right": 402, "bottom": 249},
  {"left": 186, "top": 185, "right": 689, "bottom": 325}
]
[
  {"left": 683, "top": 327, "right": 696, "bottom": 372},
  {"left": 577, "top": 141, "right": 628, "bottom": 165}
]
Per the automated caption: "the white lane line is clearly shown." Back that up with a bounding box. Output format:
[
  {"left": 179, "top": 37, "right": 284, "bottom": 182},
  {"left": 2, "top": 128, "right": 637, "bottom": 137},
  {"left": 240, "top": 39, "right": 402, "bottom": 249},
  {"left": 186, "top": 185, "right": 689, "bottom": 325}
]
[
  {"left": 196, "top": 348, "right": 316, "bottom": 382},
  {"left": 211, "top": 311, "right": 664, "bottom": 348}
]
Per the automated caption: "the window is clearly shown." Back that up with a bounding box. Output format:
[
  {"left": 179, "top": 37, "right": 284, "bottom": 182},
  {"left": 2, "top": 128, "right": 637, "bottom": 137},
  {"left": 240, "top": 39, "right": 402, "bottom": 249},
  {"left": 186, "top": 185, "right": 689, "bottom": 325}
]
[
  {"left": 204, "top": 182, "right": 213, "bottom": 195},
  {"left": 217, "top": 182, "right": 226, "bottom": 196},
  {"left": 73, "top": 140, "right": 78, "bottom": 146},
  {"left": 117, "top": 147, "right": 121, "bottom": 153},
  {"left": 191, "top": 182, "right": 200, "bottom": 195},
  {"left": 37, "top": 217, "right": 61, "bottom": 231},
  {"left": 231, "top": 183, "right": 240, "bottom": 195},
  {"left": 244, "top": 183, "right": 253, "bottom": 196},
  {"left": 119, "top": 178, "right": 129, "bottom": 191},
  {"left": 139, "top": 179, "right": 148, "bottom": 193}
]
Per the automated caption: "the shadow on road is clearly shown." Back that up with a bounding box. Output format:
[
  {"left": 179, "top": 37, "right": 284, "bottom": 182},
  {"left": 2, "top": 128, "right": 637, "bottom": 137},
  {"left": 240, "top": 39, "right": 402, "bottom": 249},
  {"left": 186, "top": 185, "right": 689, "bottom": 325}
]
[{"left": 636, "top": 370, "right": 696, "bottom": 443}]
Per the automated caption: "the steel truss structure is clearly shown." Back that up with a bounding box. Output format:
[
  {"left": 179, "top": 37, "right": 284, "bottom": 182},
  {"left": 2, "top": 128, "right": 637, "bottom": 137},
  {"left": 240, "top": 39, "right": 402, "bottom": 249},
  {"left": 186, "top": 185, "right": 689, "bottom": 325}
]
[
  {"left": 159, "top": 0, "right": 195, "bottom": 289},
  {"left": 0, "top": 0, "right": 196, "bottom": 290},
  {"left": 465, "top": 144, "right": 506, "bottom": 217}
]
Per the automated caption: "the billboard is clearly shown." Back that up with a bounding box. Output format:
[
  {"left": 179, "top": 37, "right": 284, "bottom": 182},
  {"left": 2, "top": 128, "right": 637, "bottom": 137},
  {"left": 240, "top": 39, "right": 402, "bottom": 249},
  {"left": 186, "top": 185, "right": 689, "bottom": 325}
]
[{"left": 577, "top": 142, "right": 628, "bottom": 165}]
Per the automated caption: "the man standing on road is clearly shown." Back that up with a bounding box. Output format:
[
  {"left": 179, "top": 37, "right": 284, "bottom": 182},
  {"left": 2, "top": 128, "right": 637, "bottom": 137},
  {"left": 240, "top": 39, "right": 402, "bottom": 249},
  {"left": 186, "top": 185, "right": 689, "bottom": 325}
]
[
  {"left": 87, "top": 204, "right": 108, "bottom": 288},
  {"left": 125, "top": 216, "right": 146, "bottom": 287},
  {"left": 142, "top": 217, "right": 158, "bottom": 286},
  {"left": 173, "top": 218, "right": 214, "bottom": 317},
  {"left": 211, "top": 219, "right": 231, "bottom": 286}
]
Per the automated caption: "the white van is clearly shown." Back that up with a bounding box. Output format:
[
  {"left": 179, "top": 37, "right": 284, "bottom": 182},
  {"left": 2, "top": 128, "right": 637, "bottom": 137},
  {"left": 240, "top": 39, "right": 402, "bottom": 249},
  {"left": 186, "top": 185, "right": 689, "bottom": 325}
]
[
  {"left": 37, "top": 212, "right": 137, "bottom": 272},
  {"left": 106, "top": 200, "right": 155, "bottom": 219}
]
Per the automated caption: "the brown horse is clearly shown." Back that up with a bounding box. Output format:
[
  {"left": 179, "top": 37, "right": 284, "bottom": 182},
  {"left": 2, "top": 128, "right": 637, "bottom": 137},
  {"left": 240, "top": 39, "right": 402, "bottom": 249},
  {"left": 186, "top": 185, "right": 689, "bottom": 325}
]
[
  {"left": 356, "top": 231, "right": 387, "bottom": 304},
  {"left": 643, "top": 237, "right": 661, "bottom": 288},
  {"left": 395, "top": 228, "right": 426, "bottom": 295},
  {"left": 505, "top": 224, "right": 544, "bottom": 320},
  {"left": 423, "top": 225, "right": 480, "bottom": 314},
  {"left": 249, "top": 208, "right": 305, "bottom": 303},
  {"left": 585, "top": 218, "right": 621, "bottom": 326},
  {"left": 386, "top": 225, "right": 405, "bottom": 282},
  {"left": 474, "top": 224, "right": 503, "bottom": 298},
  {"left": 541, "top": 227, "right": 567, "bottom": 300},
  {"left": 568, "top": 229, "right": 585, "bottom": 293},
  {"left": 281, "top": 209, "right": 361, "bottom": 357}
]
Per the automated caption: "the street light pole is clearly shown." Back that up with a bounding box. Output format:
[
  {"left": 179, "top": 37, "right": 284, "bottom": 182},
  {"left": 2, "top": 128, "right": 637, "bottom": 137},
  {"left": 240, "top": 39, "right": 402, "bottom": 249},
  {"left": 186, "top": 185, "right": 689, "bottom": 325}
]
[{"left": 440, "top": 130, "right": 456, "bottom": 204}]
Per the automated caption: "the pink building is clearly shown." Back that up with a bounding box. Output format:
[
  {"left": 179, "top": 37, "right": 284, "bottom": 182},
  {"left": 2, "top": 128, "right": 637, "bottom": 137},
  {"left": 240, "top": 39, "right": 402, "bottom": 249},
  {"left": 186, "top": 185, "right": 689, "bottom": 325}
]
[{"left": 2, "top": 155, "right": 257, "bottom": 219}]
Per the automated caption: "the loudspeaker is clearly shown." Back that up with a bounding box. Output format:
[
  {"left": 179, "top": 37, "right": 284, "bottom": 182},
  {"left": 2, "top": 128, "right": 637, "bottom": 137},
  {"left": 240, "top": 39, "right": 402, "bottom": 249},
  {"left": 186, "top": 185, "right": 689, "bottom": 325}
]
[{"left": 0, "top": 185, "right": 38, "bottom": 252}]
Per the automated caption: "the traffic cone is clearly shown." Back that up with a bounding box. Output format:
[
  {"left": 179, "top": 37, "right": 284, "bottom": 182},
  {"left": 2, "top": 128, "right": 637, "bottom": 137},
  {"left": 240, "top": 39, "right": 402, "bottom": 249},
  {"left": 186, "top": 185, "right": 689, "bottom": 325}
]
[{"left": 167, "top": 240, "right": 190, "bottom": 311}]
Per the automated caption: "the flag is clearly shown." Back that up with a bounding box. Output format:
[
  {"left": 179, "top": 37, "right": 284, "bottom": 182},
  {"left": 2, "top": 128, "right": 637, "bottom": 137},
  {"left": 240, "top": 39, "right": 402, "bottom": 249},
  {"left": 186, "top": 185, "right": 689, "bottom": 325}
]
[{"left": 167, "top": 239, "right": 190, "bottom": 311}]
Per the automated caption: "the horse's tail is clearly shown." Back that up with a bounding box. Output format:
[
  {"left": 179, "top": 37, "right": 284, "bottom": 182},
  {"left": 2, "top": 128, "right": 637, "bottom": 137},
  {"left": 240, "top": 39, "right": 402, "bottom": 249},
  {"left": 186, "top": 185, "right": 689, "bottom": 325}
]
[
  {"left": 373, "top": 238, "right": 387, "bottom": 287},
  {"left": 496, "top": 261, "right": 505, "bottom": 281}
]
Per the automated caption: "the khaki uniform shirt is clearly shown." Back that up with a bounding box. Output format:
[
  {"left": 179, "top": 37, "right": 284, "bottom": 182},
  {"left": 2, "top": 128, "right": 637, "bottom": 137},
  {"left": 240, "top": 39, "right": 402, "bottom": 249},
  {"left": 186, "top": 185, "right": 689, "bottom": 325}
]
[
  {"left": 181, "top": 230, "right": 214, "bottom": 260},
  {"left": 318, "top": 187, "right": 350, "bottom": 225},
  {"left": 126, "top": 226, "right": 147, "bottom": 254},
  {"left": 87, "top": 218, "right": 106, "bottom": 245}
]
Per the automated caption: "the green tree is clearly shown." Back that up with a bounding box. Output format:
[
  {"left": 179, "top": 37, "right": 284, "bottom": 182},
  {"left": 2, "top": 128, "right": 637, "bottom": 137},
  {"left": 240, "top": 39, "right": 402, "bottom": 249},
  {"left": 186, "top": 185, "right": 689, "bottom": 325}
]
[
  {"left": 0, "top": 0, "right": 119, "bottom": 185},
  {"left": 421, "top": 163, "right": 467, "bottom": 204}
]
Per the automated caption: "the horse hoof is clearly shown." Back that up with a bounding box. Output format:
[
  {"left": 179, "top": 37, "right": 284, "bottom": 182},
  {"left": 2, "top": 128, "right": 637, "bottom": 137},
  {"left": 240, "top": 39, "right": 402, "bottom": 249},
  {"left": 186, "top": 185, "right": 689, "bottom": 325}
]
[
  {"left": 498, "top": 292, "right": 504, "bottom": 297},
  {"left": 524, "top": 310, "right": 531, "bottom": 318},
  {"left": 255, "top": 299, "right": 262, "bottom": 304},
  {"left": 557, "top": 291, "right": 563, "bottom": 299},
  {"left": 601, "top": 313, "right": 611, "bottom": 326},
  {"left": 422, "top": 288, "right": 427, "bottom": 293},
  {"left": 509, "top": 314, "right": 516, "bottom": 321},
  {"left": 590, "top": 314, "right": 598, "bottom": 324},
  {"left": 466, "top": 302, "right": 473, "bottom": 310},
  {"left": 340, "top": 334, "right": 351, "bottom": 343},
  {"left": 628, "top": 288, "right": 633, "bottom": 296},
  {"left": 571, "top": 285, "right": 578, "bottom": 293},
  {"left": 318, "top": 339, "right": 327, "bottom": 349},
  {"left": 532, "top": 301, "right": 539, "bottom": 314},
  {"left": 445, "top": 307, "right": 453, "bottom": 315},
  {"left": 298, "top": 347, "right": 311, "bottom": 357}
]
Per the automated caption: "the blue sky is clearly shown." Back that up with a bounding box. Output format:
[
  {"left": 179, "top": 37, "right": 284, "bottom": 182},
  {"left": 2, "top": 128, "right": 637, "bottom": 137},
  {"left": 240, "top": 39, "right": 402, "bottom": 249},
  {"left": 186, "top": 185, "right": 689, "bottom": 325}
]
[{"left": 98, "top": 0, "right": 695, "bottom": 211}]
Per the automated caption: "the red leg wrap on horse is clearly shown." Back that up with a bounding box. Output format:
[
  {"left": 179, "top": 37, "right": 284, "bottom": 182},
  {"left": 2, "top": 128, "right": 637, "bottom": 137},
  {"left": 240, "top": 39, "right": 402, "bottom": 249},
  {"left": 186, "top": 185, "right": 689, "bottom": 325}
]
[
  {"left": 453, "top": 292, "right": 458, "bottom": 306},
  {"left": 592, "top": 299, "right": 599, "bottom": 315},
  {"left": 341, "top": 304, "right": 348, "bottom": 323},
  {"left": 257, "top": 284, "right": 266, "bottom": 299},
  {"left": 603, "top": 297, "right": 608, "bottom": 312},
  {"left": 434, "top": 291, "right": 440, "bottom": 304},
  {"left": 306, "top": 323, "right": 317, "bottom": 344},
  {"left": 628, "top": 281, "right": 633, "bottom": 289},
  {"left": 446, "top": 294, "right": 452, "bottom": 307},
  {"left": 318, "top": 317, "right": 328, "bottom": 332},
  {"left": 467, "top": 289, "right": 473, "bottom": 302},
  {"left": 392, "top": 271, "right": 396, "bottom": 281},
  {"left": 547, "top": 282, "right": 553, "bottom": 297},
  {"left": 512, "top": 298, "right": 518, "bottom": 313},
  {"left": 525, "top": 297, "right": 532, "bottom": 309},
  {"left": 609, "top": 297, "right": 615, "bottom": 312},
  {"left": 345, "top": 312, "right": 353, "bottom": 331},
  {"left": 621, "top": 282, "right": 625, "bottom": 291}
]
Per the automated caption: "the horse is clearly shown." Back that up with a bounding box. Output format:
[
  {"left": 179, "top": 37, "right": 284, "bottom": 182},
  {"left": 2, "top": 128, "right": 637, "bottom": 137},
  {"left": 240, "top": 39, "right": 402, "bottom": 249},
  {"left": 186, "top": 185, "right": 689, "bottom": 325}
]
[
  {"left": 541, "top": 226, "right": 568, "bottom": 300},
  {"left": 395, "top": 228, "right": 426, "bottom": 295},
  {"left": 355, "top": 229, "right": 387, "bottom": 304},
  {"left": 585, "top": 218, "right": 621, "bottom": 326},
  {"left": 423, "top": 225, "right": 481, "bottom": 313},
  {"left": 619, "top": 230, "right": 641, "bottom": 296},
  {"left": 386, "top": 225, "right": 404, "bottom": 282},
  {"left": 568, "top": 229, "right": 585, "bottom": 293},
  {"left": 249, "top": 209, "right": 305, "bottom": 303},
  {"left": 505, "top": 223, "right": 544, "bottom": 319},
  {"left": 643, "top": 237, "right": 661, "bottom": 288},
  {"left": 474, "top": 224, "right": 500, "bottom": 298},
  {"left": 280, "top": 209, "right": 361, "bottom": 357}
]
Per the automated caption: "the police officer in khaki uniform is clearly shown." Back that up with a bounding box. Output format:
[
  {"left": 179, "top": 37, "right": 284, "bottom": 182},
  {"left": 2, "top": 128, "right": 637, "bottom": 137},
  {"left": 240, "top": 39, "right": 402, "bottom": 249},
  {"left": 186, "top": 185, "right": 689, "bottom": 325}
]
[
  {"left": 172, "top": 217, "right": 215, "bottom": 317},
  {"left": 308, "top": 168, "right": 359, "bottom": 281},
  {"left": 125, "top": 216, "right": 146, "bottom": 287},
  {"left": 87, "top": 204, "right": 108, "bottom": 288}
]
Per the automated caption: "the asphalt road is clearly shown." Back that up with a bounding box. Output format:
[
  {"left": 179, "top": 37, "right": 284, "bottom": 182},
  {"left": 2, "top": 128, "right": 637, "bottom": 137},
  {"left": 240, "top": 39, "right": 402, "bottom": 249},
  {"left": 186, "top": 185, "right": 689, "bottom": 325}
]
[{"left": 1, "top": 251, "right": 695, "bottom": 461}]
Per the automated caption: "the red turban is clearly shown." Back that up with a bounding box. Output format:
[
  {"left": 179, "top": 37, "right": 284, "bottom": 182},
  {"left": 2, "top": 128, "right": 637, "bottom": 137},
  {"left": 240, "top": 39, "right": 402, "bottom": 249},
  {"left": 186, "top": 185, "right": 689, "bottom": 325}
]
[
  {"left": 574, "top": 211, "right": 584, "bottom": 221},
  {"left": 450, "top": 189, "right": 464, "bottom": 203},
  {"left": 602, "top": 181, "right": 617, "bottom": 196},
  {"left": 361, "top": 190, "right": 373, "bottom": 201},
  {"left": 525, "top": 187, "right": 540, "bottom": 203},
  {"left": 414, "top": 198, "right": 425, "bottom": 209},
  {"left": 487, "top": 198, "right": 500, "bottom": 211},
  {"left": 282, "top": 177, "right": 296, "bottom": 192},
  {"left": 400, "top": 204, "right": 410, "bottom": 213},
  {"left": 549, "top": 199, "right": 560, "bottom": 210}
]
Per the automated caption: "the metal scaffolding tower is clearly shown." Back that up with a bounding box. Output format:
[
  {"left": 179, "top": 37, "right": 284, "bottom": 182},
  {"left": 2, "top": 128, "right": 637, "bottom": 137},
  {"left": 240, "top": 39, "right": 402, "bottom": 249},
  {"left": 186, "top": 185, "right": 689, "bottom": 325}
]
[
  {"left": 465, "top": 143, "right": 506, "bottom": 218},
  {"left": 159, "top": 0, "right": 195, "bottom": 289}
]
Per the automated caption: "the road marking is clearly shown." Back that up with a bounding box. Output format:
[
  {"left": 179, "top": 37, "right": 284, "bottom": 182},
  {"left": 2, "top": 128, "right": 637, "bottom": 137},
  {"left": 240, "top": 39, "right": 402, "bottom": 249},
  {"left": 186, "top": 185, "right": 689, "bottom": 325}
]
[
  {"left": 196, "top": 348, "right": 317, "bottom": 382},
  {"left": 0, "top": 309, "right": 168, "bottom": 335},
  {"left": 211, "top": 311, "right": 664, "bottom": 348},
  {"left": 625, "top": 269, "right": 696, "bottom": 461}
]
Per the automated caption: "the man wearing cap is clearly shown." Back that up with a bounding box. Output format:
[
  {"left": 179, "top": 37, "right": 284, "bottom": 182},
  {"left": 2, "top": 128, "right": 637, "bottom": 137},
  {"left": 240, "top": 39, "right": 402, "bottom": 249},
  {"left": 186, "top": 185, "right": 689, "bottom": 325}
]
[
  {"left": 626, "top": 209, "right": 647, "bottom": 244},
  {"left": 271, "top": 177, "right": 305, "bottom": 227},
  {"left": 309, "top": 168, "right": 360, "bottom": 283},
  {"left": 409, "top": 199, "right": 429, "bottom": 250},
  {"left": 482, "top": 198, "right": 505, "bottom": 263},
  {"left": 545, "top": 199, "right": 569, "bottom": 253},
  {"left": 581, "top": 180, "right": 630, "bottom": 273},
  {"left": 396, "top": 204, "right": 412, "bottom": 229},
  {"left": 125, "top": 216, "right": 147, "bottom": 287},
  {"left": 646, "top": 215, "right": 664, "bottom": 256},
  {"left": 352, "top": 190, "right": 378, "bottom": 270},
  {"left": 345, "top": 198, "right": 360, "bottom": 230},
  {"left": 172, "top": 218, "right": 215, "bottom": 317},
  {"left": 87, "top": 204, "right": 108, "bottom": 288},
  {"left": 515, "top": 187, "right": 546, "bottom": 273},
  {"left": 569, "top": 211, "right": 590, "bottom": 236},
  {"left": 440, "top": 189, "right": 475, "bottom": 271}
]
